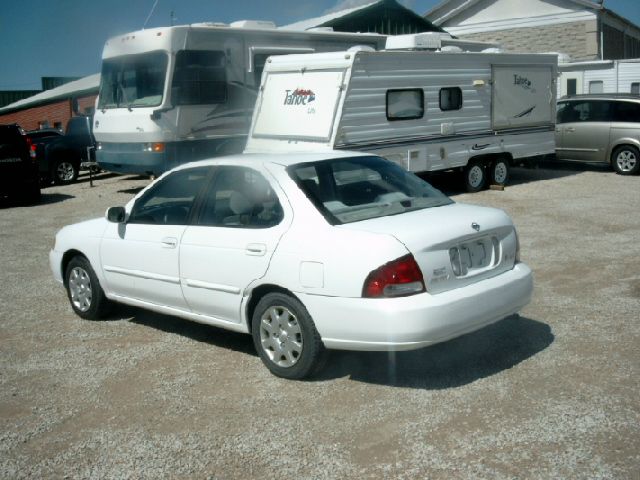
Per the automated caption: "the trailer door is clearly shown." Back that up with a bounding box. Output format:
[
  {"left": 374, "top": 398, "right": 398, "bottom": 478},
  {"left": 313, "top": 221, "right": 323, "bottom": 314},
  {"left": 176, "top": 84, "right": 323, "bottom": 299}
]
[
  {"left": 492, "top": 65, "right": 555, "bottom": 130},
  {"left": 250, "top": 68, "right": 347, "bottom": 143}
]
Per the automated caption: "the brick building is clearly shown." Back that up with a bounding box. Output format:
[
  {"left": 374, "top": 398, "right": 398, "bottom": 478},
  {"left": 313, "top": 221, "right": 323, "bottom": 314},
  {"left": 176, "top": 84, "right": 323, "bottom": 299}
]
[
  {"left": 424, "top": 0, "right": 640, "bottom": 62},
  {"left": 0, "top": 74, "right": 99, "bottom": 131}
]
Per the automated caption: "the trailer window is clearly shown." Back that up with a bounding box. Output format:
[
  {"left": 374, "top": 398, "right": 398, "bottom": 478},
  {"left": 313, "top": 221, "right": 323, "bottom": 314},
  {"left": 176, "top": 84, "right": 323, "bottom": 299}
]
[
  {"left": 439, "top": 87, "right": 462, "bottom": 111},
  {"left": 98, "top": 51, "right": 168, "bottom": 109},
  {"left": 386, "top": 89, "right": 424, "bottom": 121},
  {"left": 172, "top": 50, "right": 227, "bottom": 106}
]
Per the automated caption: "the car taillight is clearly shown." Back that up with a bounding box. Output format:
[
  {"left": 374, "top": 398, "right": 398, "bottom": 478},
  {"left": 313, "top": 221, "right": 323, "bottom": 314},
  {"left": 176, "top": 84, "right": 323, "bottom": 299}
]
[
  {"left": 362, "top": 254, "right": 426, "bottom": 298},
  {"left": 26, "top": 137, "right": 36, "bottom": 159}
]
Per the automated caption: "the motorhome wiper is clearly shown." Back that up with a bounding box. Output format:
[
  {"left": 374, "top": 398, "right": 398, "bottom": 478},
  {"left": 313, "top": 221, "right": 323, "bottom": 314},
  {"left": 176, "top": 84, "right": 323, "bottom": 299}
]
[{"left": 117, "top": 82, "right": 133, "bottom": 112}]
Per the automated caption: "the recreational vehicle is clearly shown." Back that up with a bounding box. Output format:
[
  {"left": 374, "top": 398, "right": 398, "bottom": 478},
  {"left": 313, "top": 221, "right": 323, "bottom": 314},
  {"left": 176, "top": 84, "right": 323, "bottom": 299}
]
[
  {"left": 93, "top": 21, "right": 386, "bottom": 176},
  {"left": 558, "top": 58, "right": 640, "bottom": 97},
  {"left": 245, "top": 35, "right": 558, "bottom": 191}
]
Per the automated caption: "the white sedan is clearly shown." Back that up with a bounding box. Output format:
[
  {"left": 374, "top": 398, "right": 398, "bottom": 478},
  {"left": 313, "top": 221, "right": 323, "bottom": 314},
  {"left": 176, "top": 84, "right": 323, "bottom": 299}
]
[{"left": 50, "top": 151, "right": 533, "bottom": 379}]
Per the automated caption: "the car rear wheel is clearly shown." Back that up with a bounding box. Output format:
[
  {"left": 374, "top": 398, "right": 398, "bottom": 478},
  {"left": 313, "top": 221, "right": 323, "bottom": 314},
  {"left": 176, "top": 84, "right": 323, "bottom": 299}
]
[
  {"left": 53, "top": 160, "right": 78, "bottom": 185},
  {"left": 464, "top": 161, "right": 486, "bottom": 192},
  {"left": 612, "top": 145, "right": 640, "bottom": 175},
  {"left": 65, "top": 256, "right": 112, "bottom": 320},
  {"left": 489, "top": 158, "right": 510, "bottom": 186},
  {"left": 251, "top": 292, "right": 326, "bottom": 379}
]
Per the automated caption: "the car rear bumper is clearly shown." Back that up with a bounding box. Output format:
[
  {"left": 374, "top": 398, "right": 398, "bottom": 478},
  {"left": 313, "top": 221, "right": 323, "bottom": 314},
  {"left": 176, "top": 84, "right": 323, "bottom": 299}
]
[{"left": 300, "top": 262, "right": 533, "bottom": 351}]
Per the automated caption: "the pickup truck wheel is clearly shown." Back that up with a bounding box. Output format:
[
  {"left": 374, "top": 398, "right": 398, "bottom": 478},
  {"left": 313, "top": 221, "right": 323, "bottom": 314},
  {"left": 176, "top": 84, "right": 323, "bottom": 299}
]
[
  {"left": 611, "top": 145, "right": 640, "bottom": 175},
  {"left": 65, "top": 256, "right": 112, "bottom": 320},
  {"left": 490, "top": 158, "right": 510, "bottom": 186},
  {"left": 251, "top": 293, "right": 326, "bottom": 380},
  {"left": 464, "top": 161, "right": 486, "bottom": 192},
  {"left": 52, "top": 160, "right": 79, "bottom": 185}
]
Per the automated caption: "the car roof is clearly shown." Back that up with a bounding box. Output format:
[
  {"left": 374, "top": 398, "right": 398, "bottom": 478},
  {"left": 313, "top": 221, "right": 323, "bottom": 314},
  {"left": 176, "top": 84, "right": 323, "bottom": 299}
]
[
  {"left": 172, "top": 150, "right": 374, "bottom": 171},
  {"left": 559, "top": 94, "right": 640, "bottom": 102}
]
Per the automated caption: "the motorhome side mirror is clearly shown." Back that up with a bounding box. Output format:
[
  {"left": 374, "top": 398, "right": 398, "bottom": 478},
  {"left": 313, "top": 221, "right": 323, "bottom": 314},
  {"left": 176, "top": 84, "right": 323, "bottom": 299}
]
[{"left": 106, "top": 206, "right": 126, "bottom": 223}]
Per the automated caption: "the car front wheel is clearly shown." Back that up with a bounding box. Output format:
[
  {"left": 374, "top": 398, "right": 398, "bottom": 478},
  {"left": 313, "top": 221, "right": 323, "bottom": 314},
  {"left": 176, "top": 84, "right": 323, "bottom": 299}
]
[
  {"left": 65, "top": 256, "right": 112, "bottom": 320},
  {"left": 53, "top": 160, "right": 79, "bottom": 185},
  {"left": 251, "top": 293, "right": 326, "bottom": 379},
  {"left": 612, "top": 145, "right": 640, "bottom": 175}
]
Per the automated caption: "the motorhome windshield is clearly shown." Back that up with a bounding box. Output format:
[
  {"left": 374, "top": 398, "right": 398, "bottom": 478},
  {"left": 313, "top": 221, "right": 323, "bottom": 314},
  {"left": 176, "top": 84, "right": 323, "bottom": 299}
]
[{"left": 98, "top": 51, "right": 168, "bottom": 109}]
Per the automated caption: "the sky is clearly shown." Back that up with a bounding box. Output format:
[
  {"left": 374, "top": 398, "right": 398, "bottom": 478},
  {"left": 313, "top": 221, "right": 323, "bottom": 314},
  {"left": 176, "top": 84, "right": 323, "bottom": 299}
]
[{"left": 1, "top": 0, "right": 639, "bottom": 90}]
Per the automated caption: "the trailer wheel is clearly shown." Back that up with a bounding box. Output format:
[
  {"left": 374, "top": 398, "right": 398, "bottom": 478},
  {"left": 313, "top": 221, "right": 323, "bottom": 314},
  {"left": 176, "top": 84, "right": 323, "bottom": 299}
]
[
  {"left": 464, "top": 161, "right": 486, "bottom": 192},
  {"left": 490, "top": 158, "right": 510, "bottom": 186}
]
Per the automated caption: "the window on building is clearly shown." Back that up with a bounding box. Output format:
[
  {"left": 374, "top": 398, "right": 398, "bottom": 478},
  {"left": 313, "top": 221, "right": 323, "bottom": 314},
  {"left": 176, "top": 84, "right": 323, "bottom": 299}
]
[
  {"left": 38, "top": 121, "right": 50, "bottom": 129},
  {"left": 439, "top": 87, "right": 462, "bottom": 111},
  {"left": 386, "top": 89, "right": 424, "bottom": 120},
  {"left": 566, "top": 78, "right": 577, "bottom": 96},
  {"left": 172, "top": 50, "right": 227, "bottom": 106},
  {"left": 631, "top": 82, "right": 640, "bottom": 95},
  {"left": 53, "top": 122, "right": 62, "bottom": 130},
  {"left": 589, "top": 81, "right": 604, "bottom": 94}
]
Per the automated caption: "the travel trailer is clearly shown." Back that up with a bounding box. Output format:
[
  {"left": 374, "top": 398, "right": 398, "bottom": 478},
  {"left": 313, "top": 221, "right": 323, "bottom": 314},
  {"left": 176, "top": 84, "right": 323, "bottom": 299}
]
[
  {"left": 245, "top": 34, "right": 558, "bottom": 191},
  {"left": 93, "top": 21, "right": 386, "bottom": 176},
  {"left": 558, "top": 59, "right": 640, "bottom": 98}
]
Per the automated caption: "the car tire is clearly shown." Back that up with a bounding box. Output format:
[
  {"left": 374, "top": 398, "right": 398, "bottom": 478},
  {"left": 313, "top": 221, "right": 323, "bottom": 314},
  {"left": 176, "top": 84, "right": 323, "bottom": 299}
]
[
  {"left": 489, "top": 157, "right": 510, "bottom": 186},
  {"left": 52, "top": 159, "right": 79, "bottom": 185},
  {"left": 464, "top": 161, "right": 486, "bottom": 193},
  {"left": 251, "top": 292, "right": 326, "bottom": 380},
  {"left": 65, "top": 256, "right": 112, "bottom": 320},
  {"left": 611, "top": 145, "right": 640, "bottom": 175}
]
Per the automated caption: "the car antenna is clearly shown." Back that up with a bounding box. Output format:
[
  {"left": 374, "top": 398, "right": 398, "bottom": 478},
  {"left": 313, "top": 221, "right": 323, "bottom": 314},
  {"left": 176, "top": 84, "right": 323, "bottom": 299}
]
[{"left": 142, "top": 0, "right": 159, "bottom": 30}]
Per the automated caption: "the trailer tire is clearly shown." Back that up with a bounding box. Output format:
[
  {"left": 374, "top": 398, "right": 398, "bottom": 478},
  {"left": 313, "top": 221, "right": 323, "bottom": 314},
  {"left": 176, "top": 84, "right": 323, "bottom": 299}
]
[
  {"left": 464, "top": 161, "right": 486, "bottom": 193},
  {"left": 489, "top": 158, "right": 510, "bottom": 186}
]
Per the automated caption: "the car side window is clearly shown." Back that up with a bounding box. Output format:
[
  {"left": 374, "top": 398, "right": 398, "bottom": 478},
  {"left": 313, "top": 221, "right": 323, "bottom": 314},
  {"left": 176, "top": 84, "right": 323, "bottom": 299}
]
[
  {"left": 128, "top": 167, "right": 210, "bottom": 225},
  {"left": 612, "top": 101, "right": 640, "bottom": 123},
  {"left": 557, "top": 101, "right": 610, "bottom": 123},
  {"left": 197, "top": 167, "right": 283, "bottom": 228}
]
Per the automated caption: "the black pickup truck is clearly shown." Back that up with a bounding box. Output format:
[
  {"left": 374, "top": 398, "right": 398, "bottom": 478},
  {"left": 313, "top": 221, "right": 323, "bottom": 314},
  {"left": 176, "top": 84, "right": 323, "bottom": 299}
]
[{"left": 28, "top": 115, "right": 96, "bottom": 185}]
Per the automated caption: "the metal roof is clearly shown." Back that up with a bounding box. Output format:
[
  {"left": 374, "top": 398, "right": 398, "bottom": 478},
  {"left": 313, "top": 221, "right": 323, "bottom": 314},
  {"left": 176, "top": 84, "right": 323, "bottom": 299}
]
[{"left": 0, "top": 73, "right": 100, "bottom": 114}]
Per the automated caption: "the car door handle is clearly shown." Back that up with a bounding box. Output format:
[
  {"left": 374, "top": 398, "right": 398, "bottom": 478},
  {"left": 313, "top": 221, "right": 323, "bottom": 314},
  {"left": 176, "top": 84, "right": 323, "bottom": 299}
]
[
  {"left": 246, "top": 243, "right": 267, "bottom": 256},
  {"left": 161, "top": 237, "right": 178, "bottom": 249}
]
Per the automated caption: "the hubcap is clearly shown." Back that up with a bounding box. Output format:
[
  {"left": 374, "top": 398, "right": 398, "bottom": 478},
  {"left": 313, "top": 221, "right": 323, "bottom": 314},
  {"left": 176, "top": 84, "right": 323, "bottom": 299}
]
[
  {"left": 259, "top": 306, "right": 303, "bottom": 368},
  {"left": 69, "top": 267, "right": 92, "bottom": 312},
  {"left": 616, "top": 150, "right": 637, "bottom": 172},
  {"left": 57, "top": 162, "right": 75, "bottom": 181},
  {"left": 468, "top": 165, "right": 484, "bottom": 188},
  {"left": 493, "top": 162, "right": 508, "bottom": 184}
]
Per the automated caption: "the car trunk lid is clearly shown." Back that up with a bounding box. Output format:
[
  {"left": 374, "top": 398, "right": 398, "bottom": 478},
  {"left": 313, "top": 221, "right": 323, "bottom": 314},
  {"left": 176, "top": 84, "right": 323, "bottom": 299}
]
[{"left": 339, "top": 203, "right": 519, "bottom": 294}]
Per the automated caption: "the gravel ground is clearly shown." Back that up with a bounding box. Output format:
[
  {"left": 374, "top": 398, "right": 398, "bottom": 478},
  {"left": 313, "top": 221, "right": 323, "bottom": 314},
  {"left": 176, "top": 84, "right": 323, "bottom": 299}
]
[{"left": 0, "top": 163, "right": 638, "bottom": 479}]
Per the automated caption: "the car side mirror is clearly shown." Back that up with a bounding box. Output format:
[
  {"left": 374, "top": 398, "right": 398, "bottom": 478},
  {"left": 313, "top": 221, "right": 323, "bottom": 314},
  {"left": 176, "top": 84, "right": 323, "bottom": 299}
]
[{"left": 106, "top": 206, "right": 127, "bottom": 223}]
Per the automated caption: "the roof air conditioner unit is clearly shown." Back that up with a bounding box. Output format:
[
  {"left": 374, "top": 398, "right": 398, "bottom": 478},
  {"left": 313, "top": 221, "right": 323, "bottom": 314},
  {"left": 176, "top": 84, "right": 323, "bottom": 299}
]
[
  {"left": 230, "top": 20, "right": 276, "bottom": 29},
  {"left": 385, "top": 32, "right": 453, "bottom": 50}
]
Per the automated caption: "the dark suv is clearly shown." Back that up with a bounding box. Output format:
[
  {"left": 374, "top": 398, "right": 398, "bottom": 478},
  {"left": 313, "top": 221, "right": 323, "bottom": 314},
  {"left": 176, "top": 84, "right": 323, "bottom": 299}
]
[
  {"left": 556, "top": 94, "right": 640, "bottom": 175},
  {"left": 0, "top": 124, "right": 41, "bottom": 204}
]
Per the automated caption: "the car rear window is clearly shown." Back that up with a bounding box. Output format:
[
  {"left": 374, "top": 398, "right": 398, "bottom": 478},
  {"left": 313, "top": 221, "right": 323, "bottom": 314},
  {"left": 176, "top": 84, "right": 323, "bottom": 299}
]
[{"left": 288, "top": 156, "right": 452, "bottom": 225}]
